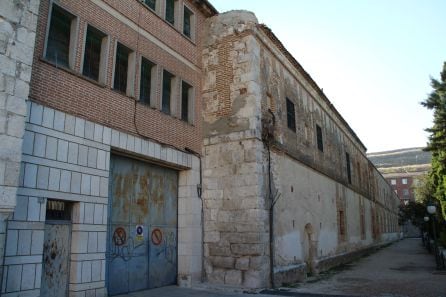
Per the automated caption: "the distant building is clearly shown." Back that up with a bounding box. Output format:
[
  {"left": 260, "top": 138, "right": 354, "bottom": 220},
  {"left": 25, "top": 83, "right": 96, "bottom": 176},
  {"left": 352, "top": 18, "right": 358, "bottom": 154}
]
[{"left": 368, "top": 148, "right": 432, "bottom": 205}]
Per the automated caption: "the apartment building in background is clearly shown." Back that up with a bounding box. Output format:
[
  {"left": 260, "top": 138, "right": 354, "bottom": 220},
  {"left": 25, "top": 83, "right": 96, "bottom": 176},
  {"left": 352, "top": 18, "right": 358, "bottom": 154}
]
[{"left": 0, "top": 1, "right": 400, "bottom": 296}]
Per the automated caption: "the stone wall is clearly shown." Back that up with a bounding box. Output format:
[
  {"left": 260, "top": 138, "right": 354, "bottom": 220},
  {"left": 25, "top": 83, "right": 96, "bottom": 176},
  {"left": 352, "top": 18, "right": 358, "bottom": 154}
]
[
  {"left": 2, "top": 101, "right": 202, "bottom": 296},
  {"left": 0, "top": 0, "right": 40, "bottom": 288}
]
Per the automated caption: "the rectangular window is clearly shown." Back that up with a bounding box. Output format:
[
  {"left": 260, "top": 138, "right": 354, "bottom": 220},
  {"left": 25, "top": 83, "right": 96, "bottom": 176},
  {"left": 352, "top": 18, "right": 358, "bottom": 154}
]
[
  {"left": 339, "top": 210, "right": 345, "bottom": 237},
  {"left": 402, "top": 189, "right": 409, "bottom": 196},
  {"left": 360, "top": 210, "right": 365, "bottom": 239},
  {"left": 316, "top": 124, "right": 323, "bottom": 152},
  {"left": 390, "top": 179, "right": 396, "bottom": 185},
  {"left": 82, "top": 25, "right": 106, "bottom": 82},
  {"left": 144, "top": 0, "right": 156, "bottom": 10},
  {"left": 402, "top": 178, "right": 408, "bottom": 185},
  {"left": 45, "top": 5, "right": 76, "bottom": 68},
  {"left": 139, "top": 57, "right": 155, "bottom": 105},
  {"left": 114, "top": 43, "right": 132, "bottom": 94},
  {"left": 46, "top": 199, "right": 72, "bottom": 221},
  {"left": 183, "top": 6, "right": 193, "bottom": 38},
  {"left": 286, "top": 98, "right": 296, "bottom": 132},
  {"left": 162, "top": 70, "right": 174, "bottom": 114},
  {"left": 346, "top": 152, "right": 352, "bottom": 184},
  {"left": 165, "top": 0, "right": 175, "bottom": 25},
  {"left": 181, "top": 81, "right": 192, "bottom": 122}
]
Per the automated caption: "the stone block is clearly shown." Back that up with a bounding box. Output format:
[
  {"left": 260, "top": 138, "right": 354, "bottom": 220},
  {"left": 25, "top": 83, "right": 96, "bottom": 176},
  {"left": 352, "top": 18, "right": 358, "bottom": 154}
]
[
  {"left": 22, "top": 130, "right": 34, "bottom": 155},
  {"left": 97, "top": 150, "right": 106, "bottom": 170},
  {"left": 6, "top": 113, "right": 25, "bottom": 137},
  {"left": 64, "top": 114, "right": 75, "bottom": 135},
  {"left": 29, "top": 102, "right": 43, "bottom": 125},
  {"left": 224, "top": 269, "right": 242, "bottom": 285},
  {"left": 60, "top": 170, "right": 71, "bottom": 192},
  {"left": 208, "top": 244, "right": 231, "bottom": 256},
  {"left": 70, "top": 260, "right": 83, "bottom": 284},
  {"left": 57, "top": 139, "right": 69, "bottom": 162},
  {"left": 14, "top": 195, "right": 28, "bottom": 221},
  {"left": 93, "top": 204, "right": 103, "bottom": 225},
  {"left": 82, "top": 261, "right": 92, "bottom": 283},
  {"left": 33, "top": 133, "right": 46, "bottom": 157},
  {"left": 48, "top": 168, "right": 61, "bottom": 191},
  {"left": 36, "top": 165, "right": 49, "bottom": 189},
  {"left": 54, "top": 110, "right": 65, "bottom": 131},
  {"left": 84, "top": 203, "right": 94, "bottom": 224},
  {"left": 87, "top": 147, "right": 97, "bottom": 168},
  {"left": 99, "top": 177, "right": 108, "bottom": 197},
  {"left": 35, "top": 263, "right": 42, "bottom": 289},
  {"left": 85, "top": 121, "right": 94, "bottom": 140},
  {"left": 97, "top": 232, "right": 106, "bottom": 253},
  {"left": 20, "top": 11, "right": 38, "bottom": 34},
  {"left": 78, "top": 145, "right": 88, "bottom": 166},
  {"left": 210, "top": 256, "right": 234, "bottom": 269},
  {"left": 71, "top": 172, "right": 82, "bottom": 194},
  {"left": 68, "top": 142, "right": 79, "bottom": 164},
  {"left": 18, "top": 229, "right": 32, "bottom": 255},
  {"left": 21, "top": 263, "right": 36, "bottom": 290},
  {"left": 45, "top": 136, "right": 57, "bottom": 160},
  {"left": 90, "top": 175, "right": 100, "bottom": 196},
  {"left": 126, "top": 135, "right": 135, "bottom": 151},
  {"left": 235, "top": 257, "right": 250, "bottom": 270},
  {"left": 71, "top": 232, "right": 88, "bottom": 254},
  {"left": 119, "top": 132, "right": 127, "bottom": 149},
  {"left": 23, "top": 163, "right": 37, "bottom": 188},
  {"left": 27, "top": 197, "right": 41, "bottom": 221},
  {"left": 31, "top": 230, "right": 44, "bottom": 255},
  {"left": 6, "top": 96, "right": 27, "bottom": 117},
  {"left": 88, "top": 232, "right": 98, "bottom": 252},
  {"left": 6, "top": 265, "right": 22, "bottom": 292},
  {"left": 204, "top": 231, "right": 220, "bottom": 243},
  {"left": 81, "top": 174, "right": 91, "bottom": 195},
  {"left": 0, "top": 55, "right": 16, "bottom": 77},
  {"left": 91, "top": 260, "right": 101, "bottom": 282},
  {"left": 5, "top": 160, "right": 20, "bottom": 186},
  {"left": 5, "top": 229, "right": 18, "bottom": 256},
  {"left": 231, "top": 243, "right": 264, "bottom": 256},
  {"left": 42, "top": 107, "right": 55, "bottom": 128},
  {"left": 93, "top": 124, "right": 103, "bottom": 143}
]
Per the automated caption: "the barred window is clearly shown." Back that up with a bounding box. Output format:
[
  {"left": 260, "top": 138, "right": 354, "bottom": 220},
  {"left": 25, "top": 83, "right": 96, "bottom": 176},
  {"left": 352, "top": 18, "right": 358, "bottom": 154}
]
[
  {"left": 140, "top": 57, "right": 155, "bottom": 105},
  {"left": 183, "top": 6, "right": 193, "bottom": 38},
  {"left": 162, "top": 70, "right": 174, "bottom": 114},
  {"left": 46, "top": 199, "right": 72, "bottom": 221},
  {"left": 286, "top": 98, "right": 296, "bottom": 132},
  {"left": 181, "top": 81, "right": 193, "bottom": 122},
  {"left": 316, "top": 124, "right": 323, "bottom": 152},
  {"left": 114, "top": 43, "right": 132, "bottom": 94},
  {"left": 83, "top": 25, "right": 106, "bottom": 82}
]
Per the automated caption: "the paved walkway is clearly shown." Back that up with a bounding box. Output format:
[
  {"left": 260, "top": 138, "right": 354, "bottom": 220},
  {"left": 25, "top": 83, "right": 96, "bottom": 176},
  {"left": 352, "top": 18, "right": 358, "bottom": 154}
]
[{"left": 115, "top": 238, "right": 446, "bottom": 297}]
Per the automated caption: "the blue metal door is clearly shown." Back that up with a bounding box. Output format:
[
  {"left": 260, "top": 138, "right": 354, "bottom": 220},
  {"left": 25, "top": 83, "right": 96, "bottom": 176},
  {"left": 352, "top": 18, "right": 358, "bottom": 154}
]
[{"left": 107, "top": 155, "right": 178, "bottom": 295}]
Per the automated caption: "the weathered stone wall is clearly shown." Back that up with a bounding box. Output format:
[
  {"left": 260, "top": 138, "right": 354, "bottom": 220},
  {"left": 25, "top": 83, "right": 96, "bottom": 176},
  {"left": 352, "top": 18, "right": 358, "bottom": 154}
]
[
  {"left": 202, "top": 11, "right": 271, "bottom": 288},
  {"left": 0, "top": 0, "right": 40, "bottom": 288},
  {"left": 202, "top": 10, "right": 400, "bottom": 289}
]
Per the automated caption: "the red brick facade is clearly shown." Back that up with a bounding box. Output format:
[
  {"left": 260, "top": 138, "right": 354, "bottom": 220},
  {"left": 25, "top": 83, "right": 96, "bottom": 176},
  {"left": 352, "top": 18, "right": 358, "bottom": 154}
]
[{"left": 30, "top": 0, "right": 212, "bottom": 154}]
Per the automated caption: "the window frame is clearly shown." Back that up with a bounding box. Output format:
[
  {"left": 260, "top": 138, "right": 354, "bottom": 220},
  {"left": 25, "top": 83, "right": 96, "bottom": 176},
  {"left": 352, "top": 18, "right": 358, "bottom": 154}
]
[
  {"left": 402, "top": 178, "right": 408, "bottom": 185},
  {"left": 346, "top": 152, "right": 352, "bottom": 184},
  {"left": 286, "top": 98, "right": 296, "bottom": 132},
  {"left": 165, "top": 0, "right": 178, "bottom": 26},
  {"left": 181, "top": 80, "right": 194, "bottom": 124},
  {"left": 139, "top": 56, "right": 156, "bottom": 106},
  {"left": 182, "top": 4, "right": 195, "bottom": 40},
  {"left": 43, "top": 3, "right": 78, "bottom": 70},
  {"left": 81, "top": 24, "right": 109, "bottom": 84},
  {"left": 112, "top": 41, "right": 136, "bottom": 97},
  {"left": 161, "top": 69, "right": 175, "bottom": 115}
]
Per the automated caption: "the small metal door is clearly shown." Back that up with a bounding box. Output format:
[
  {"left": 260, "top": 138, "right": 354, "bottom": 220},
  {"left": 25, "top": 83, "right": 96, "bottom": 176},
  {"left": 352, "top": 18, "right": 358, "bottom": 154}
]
[
  {"left": 107, "top": 155, "right": 178, "bottom": 296},
  {"left": 41, "top": 223, "right": 71, "bottom": 297}
]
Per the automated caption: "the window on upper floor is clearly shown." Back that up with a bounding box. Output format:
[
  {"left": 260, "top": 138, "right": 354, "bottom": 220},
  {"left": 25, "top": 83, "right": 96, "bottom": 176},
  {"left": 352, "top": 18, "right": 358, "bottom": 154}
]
[
  {"left": 402, "top": 189, "right": 409, "bottom": 196},
  {"left": 390, "top": 179, "right": 396, "bottom": 185},
  {"left": 286, "top": 98, "right": 296, "bottom": 132},
  {"left": 165, "top": 0, "right": 177, "bottom": 25},
  {"left": 113, "top": 42, "right": 135, "bottom": 96},
  {"left": 144, "top": 0, "right": 156, "bottom": 10},
  {"left": 346, "top": 152, "right": 352, "bottom": 184},
  {"left": 183, "top": 5, "right": 194, "bottom": 39},
  {"left": 139, "top": 57, "right": 156, "bottom": 106},
  {"left": 162, "top": 70, "right": 175, "bottom": 114},
  {"left": 402, "top": 178, "right": 408, "bottom": 185},
  {"left": 316, "top": 124, "right": 323, "bottom": 152},
  {"left": 82, "top": 25, "right": 108, "bottom": 83},
  {"left": 45, "top": 4, "right": 77, "bottom": 69},
  {"left": 181, "top": 81, "right": 193, "bottom": 123}
]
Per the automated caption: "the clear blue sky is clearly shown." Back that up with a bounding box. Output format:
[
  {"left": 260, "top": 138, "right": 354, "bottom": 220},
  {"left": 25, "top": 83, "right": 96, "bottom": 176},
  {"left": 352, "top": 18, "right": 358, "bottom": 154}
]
[{"left": 210, "top": 0, "right": 446, "bottom": 153}]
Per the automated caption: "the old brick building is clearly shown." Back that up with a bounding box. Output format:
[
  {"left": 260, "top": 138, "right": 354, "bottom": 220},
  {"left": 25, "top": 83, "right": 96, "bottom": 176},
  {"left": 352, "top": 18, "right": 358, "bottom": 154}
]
[{"left": 0, "top": 1, "right": 399, "bottom": 296}]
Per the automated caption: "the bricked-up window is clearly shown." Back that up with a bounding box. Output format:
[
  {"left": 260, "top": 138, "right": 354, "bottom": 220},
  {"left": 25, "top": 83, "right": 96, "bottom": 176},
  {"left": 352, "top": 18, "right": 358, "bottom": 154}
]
[
  {"left": 162, "top": 70, "right": 174, "bottom": 114},
  {"left": 82, "top": 25, "right": 107, "bottom": 82},
  {"left": 114, "top": 43, "right": 132, "bottom": 94},
  {"left": 140, "top": 57, "right": 155, "bottom": 105},
  {"left": 165, "top": 0, "right": 176, "bottom": 25},
  {"left": 46, "top": 199, "right": 72, "bottom": 221},
  {"left": 339, "top": 210, "right": 345, "bottom": 238},
  {"left": 144, "top": 0, "right": 156, "bottom": 10},
  {"left": 286, "top": 98, "right": 296, "bottom": 132},
  {"left": 346, "top": 152, "right": 352, "bottom": 184},
  {"left": 183, "top": 5, "right": 193, "bottom": 38},
  {"left": 45, "top": 5, "right": 76, "bottom": 68},
  {"left": 316, "top": 124, "right": 323, "bottom": 152},
  {"left": 181, "top": 81, "right": 193, "bottom": 122}
]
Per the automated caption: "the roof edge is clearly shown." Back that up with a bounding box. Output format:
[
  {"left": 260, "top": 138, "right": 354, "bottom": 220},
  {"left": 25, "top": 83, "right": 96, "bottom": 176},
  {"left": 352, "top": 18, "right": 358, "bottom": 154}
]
[{"left": 193, "top": 0, "right": 218, "bottom": 17}]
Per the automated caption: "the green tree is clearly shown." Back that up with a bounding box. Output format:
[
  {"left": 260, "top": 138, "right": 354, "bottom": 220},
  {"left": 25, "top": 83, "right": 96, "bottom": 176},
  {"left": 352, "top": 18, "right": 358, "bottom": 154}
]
[{"left": 421, "top": 62, "right": 446, "bottom": 220}]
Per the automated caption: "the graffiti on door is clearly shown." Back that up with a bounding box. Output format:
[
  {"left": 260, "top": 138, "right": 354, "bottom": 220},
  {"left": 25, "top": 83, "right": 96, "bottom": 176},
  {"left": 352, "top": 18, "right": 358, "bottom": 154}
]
[
  {"left": 110, "top": 227, "right": 144, "bottom": 262},
  {"left": 155, "top": 229, "right": 176, "bottom": 264}
]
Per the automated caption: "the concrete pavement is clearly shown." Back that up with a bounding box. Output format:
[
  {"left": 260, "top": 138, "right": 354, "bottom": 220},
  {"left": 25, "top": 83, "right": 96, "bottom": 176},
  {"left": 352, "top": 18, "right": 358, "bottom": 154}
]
[{"left": 115, "top": 238, "right": 445, "bottom": 297}]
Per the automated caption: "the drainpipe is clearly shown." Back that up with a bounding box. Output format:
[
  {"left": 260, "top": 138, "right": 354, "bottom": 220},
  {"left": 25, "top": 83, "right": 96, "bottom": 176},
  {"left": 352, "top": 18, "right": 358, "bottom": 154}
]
[{"left": 184, "top": 147, "right": 204, "bottom": 282}]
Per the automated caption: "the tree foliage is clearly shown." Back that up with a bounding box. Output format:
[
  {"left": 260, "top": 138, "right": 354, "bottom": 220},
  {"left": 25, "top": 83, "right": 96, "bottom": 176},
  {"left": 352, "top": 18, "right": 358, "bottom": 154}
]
[{"left": 421, "top": 62, "right": 446, "bottom": 220}]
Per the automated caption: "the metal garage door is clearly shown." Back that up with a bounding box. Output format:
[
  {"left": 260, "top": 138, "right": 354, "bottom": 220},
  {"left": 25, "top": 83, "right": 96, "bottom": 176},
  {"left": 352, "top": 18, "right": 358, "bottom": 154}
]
[{"left": 107, "top": 155, "right": 178, "bottom": 295}]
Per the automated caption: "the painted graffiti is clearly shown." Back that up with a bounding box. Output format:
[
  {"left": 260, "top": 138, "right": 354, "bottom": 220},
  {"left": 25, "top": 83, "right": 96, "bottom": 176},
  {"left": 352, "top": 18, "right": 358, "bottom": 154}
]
[
  {"left": 110, "top": 227, "right": 144, "bottom": 262},
  {"left": 155, "top": 230, "right": 176, "bottom": 264}
]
